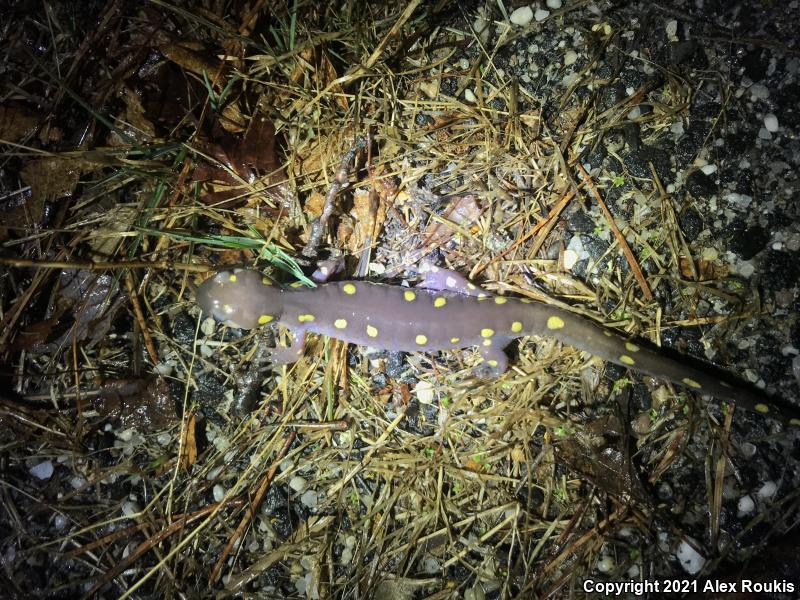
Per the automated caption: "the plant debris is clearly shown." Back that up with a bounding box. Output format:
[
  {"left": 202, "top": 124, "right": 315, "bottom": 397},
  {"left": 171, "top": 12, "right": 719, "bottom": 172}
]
[{"left": 1, "top": 1, "right": 799, "bottom": 598}]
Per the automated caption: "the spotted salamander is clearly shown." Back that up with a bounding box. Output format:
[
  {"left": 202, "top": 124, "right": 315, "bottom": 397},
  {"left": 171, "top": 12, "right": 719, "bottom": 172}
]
[{"left": 196, "top": 266, "right": 800, "bottom": 426}]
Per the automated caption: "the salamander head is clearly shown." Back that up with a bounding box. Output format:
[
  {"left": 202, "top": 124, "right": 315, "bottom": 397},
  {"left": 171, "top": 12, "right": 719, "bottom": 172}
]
[{"left": 197, "top": 268, "right": 284, "bottom": 329}]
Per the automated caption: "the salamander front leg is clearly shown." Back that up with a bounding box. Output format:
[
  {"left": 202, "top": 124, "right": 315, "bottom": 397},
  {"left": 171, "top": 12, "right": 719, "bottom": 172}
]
[
  {"left": 268, "top": 329, "right": 308, "bottom": 366},
  {"left": 474, "top": 338, "right": 511, "bottom": 378},
  {"left": 417, "top": 264, "right": 486, "bottom": 297}
]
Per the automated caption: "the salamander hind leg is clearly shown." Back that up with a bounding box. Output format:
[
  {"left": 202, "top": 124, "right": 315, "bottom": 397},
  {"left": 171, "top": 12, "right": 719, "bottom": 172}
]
[
  {"left": 268, "top": 330, "right": 308, "bottom": 366},
  {"left": 473, "top": 339, "right": 510, "bottom": 378}
]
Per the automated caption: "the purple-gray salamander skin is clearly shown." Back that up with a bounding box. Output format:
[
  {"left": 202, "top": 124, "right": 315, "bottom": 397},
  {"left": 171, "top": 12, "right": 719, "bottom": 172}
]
[{"left": 196, "top": 267, "right": 800, "bottom": 426}]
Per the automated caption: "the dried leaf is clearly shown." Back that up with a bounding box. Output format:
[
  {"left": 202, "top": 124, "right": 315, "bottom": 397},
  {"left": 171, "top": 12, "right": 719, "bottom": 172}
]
[
  {"left": 193, "top": 116, "right": 291, "bottom": 210},
  {"left": 422, "top": 194, "right": 483, "bottom": 247},
  {"left": 179, "top": 413, "right": 198, "bottom": 468},
  {"left": 0, "top": 103, "right": 38, "bottom": 142},
  {"left": 24, "top": 270, "right": 121, "bottom": 352},
  {"left": 94, "top": 377, "right": 179, "bottom": 430}
]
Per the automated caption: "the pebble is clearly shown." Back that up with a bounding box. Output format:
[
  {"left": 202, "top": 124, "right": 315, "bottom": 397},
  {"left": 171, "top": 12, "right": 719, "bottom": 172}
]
[
  {"left": 546, "top": 0, "right": 562, "bottom": 8},
  {"left": 757, "top": 480, "right": 777, "bottom": 500},
  {"left": 415, "top": 380, "right": 435, "bottom": 404},
  {"left": 534, "top": 8, "right": 550, "bottom": 21},
  {"left": 300, "top": 489, "right": 319, "bottom": 508},
  {"left": 749, "top": 83, "right": 769, "bottom": 100},
  {"left": 763, "top": 113, "right": 779, "bottom": 132},
  {"left": 30, "top": 460, "right": 54, "bottom": 480},
  {"left": 289, "top": 476, "right": 308, "bottom": 492},
  {"left": 675, "top": 538, "right": 706, "bottom": 574},
  {"left": 509, "top": 6, "right": 533, "bottom": 26},
  {"left": 737, "top": 495, "right": 755, "bottom": 516},
  {"left": 464, "top": 88, "right": 477, "bottom": 103},
  {"left": 213, "top": 484, "right": 225, "bottom": 502},
  {"left": 564, "top": 49, "right": 578, "bottom": 66},
  {"left": 700, "top": 164, "right": 717, "bottom": 175}
]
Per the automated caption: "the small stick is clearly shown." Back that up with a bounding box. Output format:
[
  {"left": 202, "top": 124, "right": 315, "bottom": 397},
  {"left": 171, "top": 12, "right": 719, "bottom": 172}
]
[{"left": 302, "top": 136, "right": 367, "bottom": 258}]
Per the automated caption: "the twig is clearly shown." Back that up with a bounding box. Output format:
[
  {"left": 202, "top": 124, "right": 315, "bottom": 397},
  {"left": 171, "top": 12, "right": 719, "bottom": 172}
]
[
  {"left": 302, "top": 136, "right": 367, "bottom": 258},
  {"left": 123, "top": 271, "right": 159, "bottom": 364},
  {"left": 208, "top": 431, "right": 297, "bottom": 585},
  {"left": 0, "top": 257, "right": 209, "bottom": 271},
  {"left": 576, "top": 163, "right": 653, "bottom": 300}
]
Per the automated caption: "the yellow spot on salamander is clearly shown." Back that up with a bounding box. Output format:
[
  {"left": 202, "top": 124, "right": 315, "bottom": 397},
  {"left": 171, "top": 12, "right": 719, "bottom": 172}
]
[
  {"left": 478, "top": 293, "right": 490, "bottom": 300},
  {"left": 415, "top": 334, "right": 428, "bottom": 345},
  {"left": 343, "top": 283, "right": 356, "bottom": 295},
  {"left": 487, "top": 359, "right": 498, "bottom": 367},
  {"left": 467, "top": 283, "right": 476, "bottom": 290},
  {"left": 258, "top": 314, "right": 273, "bottom": 324},
  {"left": 298, "top": 314, "right": 315, "bottom": 323},
  {"left": 450, "top": 337, "right": 460, "bottom": 345},
  {"left": 404, "top": 290, "right": 416, "bottom": 302},
  {"left": 290, "top": 281, "right": 304, "bottom": 288},
  {"left": 682, "top": 378, "right": 702, "bottom": 389},
  {"left": 261, "top": 276, "right": 273, "bottom": 286},
  {"left": 520, "top": 298, "right": 531, "bottom": 304},
  {"left": 223, "top": 304, "right": 233, "bottom": 314},
  {"left": 494, "top": 297, "right": 507, "bottom": 305},
  {"left": 603, "top": 331, "right": 613, "bottom": 337},
  {"left": 367, "top": 325, "right": 378, "bottom": 338},
  {"left": 625, "top": 342, "right": 640, "bottom": 352},
  {"left": 754, "top": 403, "right": 770, "bottom": 414},
  {"left": 334, "top": 318, "right": 347, "bottom": 329},
  {"left": 481, "top": 328, "right": 494, "bottom": 338},
  {"left": 790, "top": 418, "right": 800, "bottom": 427},
  {"left": 547, "top": 316, "right": 565, "bottom": 330},
  {"left": 619, "top": 355, "right": 636, "bottom": 365},
  {"left": 434, "top": 297, "right": 447, "bottom": 308},
  {"left": 511, "top": 321, "right": 523, "bottom": 333},
  {"left": 228, "top": 274, "right": 237, "bottom": 283},
  {"left": 483, "top": 339, "right": 492, "bottom": 347}
]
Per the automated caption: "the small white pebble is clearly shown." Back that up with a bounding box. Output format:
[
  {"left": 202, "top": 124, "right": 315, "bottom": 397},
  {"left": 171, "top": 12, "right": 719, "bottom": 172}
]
[
  {"left": 509, "top": 6, "right": 534, "bottom": 26},
  {"left": 116, "top": 428, "right": 135, "bottom": 442},
  {"left": 757, "top": 481, "right": 777, "bottom": 500},
  {"left": 665, "top": 20, "right": 678, "bottom": 40},
  {"left": 627, "top": 106, "right": 641, "bottom": 120},
  {"left": 70, "top": 476, "right": 86, "bottom": 490},
  {"left": 546, "top": 0, "right": 562, "bottom": 8},
  {"left": 156, "top": 432, "right": 171, "bottom": 446},
  {"left": 213, "top": 484, "right": 226, "bottom": 502},
  {"left": 562, "top": 248, "right": 579, "bottom": 270},
  {"left": 701, "top": 247, "right": 718, "bottom": 261},
  {"left": 749, "top": 83, "right": 769, "bottom": 100},
  {"left": 564, "top": 49, "right": 578, "bottom": 66},
  {"left": 201, "top": 317, "right": 217, "bottom": 336},
  {"left": 675, "top": 538, "right": 706, "bottom": 574},
  {"left": 700, "top": 164, "right": 717, "bottom": 175},
  {"left": 763, "top": 113, "right": 779, "bottom": 132},
  {"left": 737, "top": 495, "right": 755, "bottom": 517},
  {"left": 758, "top": 127, "right": 772, "bottom": 140},
  {"left": 739, "top": 442, "right": 757, "bottom": 458},
  {"left": 30, "top": 461, "right": 54, "bottom": 480},
  {"left": 122, "top": 500, "right": 140, "bottom": 517},
  {"left": 300, "top": 489, "right": 319, "bottom": 508},
  {"left": 596, "top": 555, "right": 615, "bottom": 573},
  {"left": 534, "top": 8, "right": 550, "bottom": 21},
  {"left": 212, "top": 435, "right": 231, "bottom": 453},
  {"left": 464, "top": 88, "right": 477, "bottom": 103},
  {"left": 415, "top": 380, "right": 435, "bottom": 405},
  {"left": 737, "top": 261, "right": 756, "bottom": 278},
  {"left": 289, "top": 476, "right": 308, "bottom": 492},
  {"left": 368, "top": 262, "right": 386, "bottom": 275}
]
